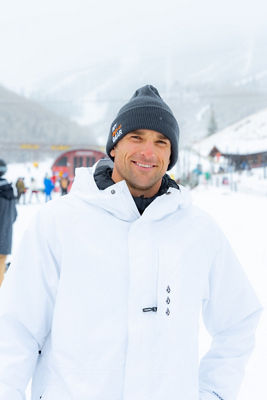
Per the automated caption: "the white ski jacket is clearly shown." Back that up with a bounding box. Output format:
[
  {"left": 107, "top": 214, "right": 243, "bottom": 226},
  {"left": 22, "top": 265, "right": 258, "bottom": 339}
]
[{"left": 0, "top": 166, "right": 261, "bottom": 400}]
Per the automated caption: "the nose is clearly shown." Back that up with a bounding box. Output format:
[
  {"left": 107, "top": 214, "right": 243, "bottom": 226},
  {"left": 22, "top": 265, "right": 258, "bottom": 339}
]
[{"left": 140, "top": 140, "right": 155, "bottom": 159}]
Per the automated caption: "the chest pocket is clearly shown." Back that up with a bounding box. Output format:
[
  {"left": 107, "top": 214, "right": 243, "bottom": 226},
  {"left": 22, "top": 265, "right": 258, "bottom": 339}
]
[{"left": 156, "top": 244, "right": 209, "bottom": 320}]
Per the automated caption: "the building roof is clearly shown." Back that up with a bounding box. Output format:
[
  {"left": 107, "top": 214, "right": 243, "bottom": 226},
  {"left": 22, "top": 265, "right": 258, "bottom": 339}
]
[{"left": 193, "top": 107, "right": 267, "bottom": 156}]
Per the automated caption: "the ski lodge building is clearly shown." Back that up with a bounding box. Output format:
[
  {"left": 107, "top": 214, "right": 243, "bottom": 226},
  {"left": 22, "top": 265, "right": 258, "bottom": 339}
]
[{"left": 193, "top": 108, "right": 267, "bottom": 170}]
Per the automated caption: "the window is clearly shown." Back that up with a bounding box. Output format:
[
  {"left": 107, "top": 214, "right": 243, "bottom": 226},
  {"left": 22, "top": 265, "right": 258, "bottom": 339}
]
[
  {"left": 74, "top": 156, "right": 83, "bottom": 174},
  {"left": 55, "top": 156, "right": 67, "bottom": 166},
  {"left": 86, "top": 156, "right": 96, "bottom": 167}
]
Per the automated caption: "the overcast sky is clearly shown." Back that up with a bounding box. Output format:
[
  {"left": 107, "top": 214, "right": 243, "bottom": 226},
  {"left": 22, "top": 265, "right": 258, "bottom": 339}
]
[{"left": 1, "top": 0, "right": 266, "bottom": 92}]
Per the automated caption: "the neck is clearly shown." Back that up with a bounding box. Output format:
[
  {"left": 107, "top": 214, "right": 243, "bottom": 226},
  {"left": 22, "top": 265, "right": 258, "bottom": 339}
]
[
  {"left": 111, "top": 170, "right": 162, "bottom": 198},
  {"left": 126, "top": 180, "right": 162, "bottom": 198}
]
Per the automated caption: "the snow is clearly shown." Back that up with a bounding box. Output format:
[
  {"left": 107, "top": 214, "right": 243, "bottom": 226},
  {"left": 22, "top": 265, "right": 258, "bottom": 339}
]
[
  {"left": 235, "top": 69, "right": 267, "bottom": 87},
  {"left": 75, "top": 93, "right": 108, "bottom": 126},
  {"left": 5, "top": 159, "right": 54, "bottom": 191},
  {"left": 2, "top": 160, "right": 266, "bottom": 400},
  {"left": 196, "top": 104, "right": 210, "bottom": 121},
  {"left": 192, "top": 186, "right": 266, "bottom": 399},
  {"left": 193, "top": 107, "right": 267, "bottom": 155}
]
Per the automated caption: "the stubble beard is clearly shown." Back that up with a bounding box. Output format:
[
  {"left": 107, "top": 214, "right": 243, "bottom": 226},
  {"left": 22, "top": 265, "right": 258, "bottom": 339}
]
[{"left": 121, "top": 166, "right": 163, "bottom": 197}]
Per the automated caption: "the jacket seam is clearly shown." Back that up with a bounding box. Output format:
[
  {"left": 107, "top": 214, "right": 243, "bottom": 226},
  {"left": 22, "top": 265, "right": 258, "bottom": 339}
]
[{"left": 212, "top": 390, "right": 224, "bottom": 400}]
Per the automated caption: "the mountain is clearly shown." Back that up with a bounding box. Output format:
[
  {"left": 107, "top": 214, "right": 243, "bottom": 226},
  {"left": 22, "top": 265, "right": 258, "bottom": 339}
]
[
  {"left": 28, "top": 34, "right": 267, "bottom": 149},
  {"left": 0, "top": 85, "right": 99, "bottom": 162}
]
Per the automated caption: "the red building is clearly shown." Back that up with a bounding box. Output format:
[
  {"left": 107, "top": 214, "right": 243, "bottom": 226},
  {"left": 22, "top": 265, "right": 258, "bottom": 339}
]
[{"left": 52, "top": 149, "right": 106, "bottom": 180}]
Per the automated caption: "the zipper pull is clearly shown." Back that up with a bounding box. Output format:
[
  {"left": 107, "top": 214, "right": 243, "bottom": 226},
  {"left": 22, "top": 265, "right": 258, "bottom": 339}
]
[{"left": 142, "top": 307, "right": 157, "bottom": 312}]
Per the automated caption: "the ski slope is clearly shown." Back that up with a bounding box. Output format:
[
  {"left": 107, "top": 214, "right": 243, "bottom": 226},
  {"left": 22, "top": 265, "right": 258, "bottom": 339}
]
[{"left": 193, "top": 107, "right": 267, "bottom": 156}]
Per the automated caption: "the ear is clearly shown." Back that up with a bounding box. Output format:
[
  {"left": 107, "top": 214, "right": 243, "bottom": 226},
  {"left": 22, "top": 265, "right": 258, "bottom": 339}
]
[{"left": 110, "top": 148, "right": 115, "bottom": 157}]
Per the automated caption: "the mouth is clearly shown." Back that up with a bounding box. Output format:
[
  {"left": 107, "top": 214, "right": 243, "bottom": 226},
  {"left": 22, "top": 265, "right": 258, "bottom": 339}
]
[{"left": 132, "top": 161, "right": 156, "bottom": 169}]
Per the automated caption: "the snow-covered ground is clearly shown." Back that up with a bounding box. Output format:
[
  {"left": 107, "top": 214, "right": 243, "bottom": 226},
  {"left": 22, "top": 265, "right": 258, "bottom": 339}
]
[
  {"left": 192, "top": 186, "right": 266, "bottom": 400},
  {"left": 3, "top": 164, "right": 267, "bottom": 399}
]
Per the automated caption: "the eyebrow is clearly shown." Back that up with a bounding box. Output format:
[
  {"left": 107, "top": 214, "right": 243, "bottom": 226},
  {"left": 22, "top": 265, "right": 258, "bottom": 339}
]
[
  {"left": 157, "top": 134, "right": 169, "bottom": 141},
  {"left": 131, "top": 130, "right": 169, "bottom": 141}
]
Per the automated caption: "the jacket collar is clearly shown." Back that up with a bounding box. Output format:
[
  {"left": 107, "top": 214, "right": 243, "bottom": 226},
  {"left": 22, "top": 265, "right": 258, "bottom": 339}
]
[{"left": 70, "top": 165, "right": 191, "bottom": 222}]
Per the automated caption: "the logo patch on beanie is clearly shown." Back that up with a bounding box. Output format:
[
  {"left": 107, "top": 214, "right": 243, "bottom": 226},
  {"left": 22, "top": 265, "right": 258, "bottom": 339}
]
[{"left": 112, "top": 123, "right": 123, "bottom": 143}]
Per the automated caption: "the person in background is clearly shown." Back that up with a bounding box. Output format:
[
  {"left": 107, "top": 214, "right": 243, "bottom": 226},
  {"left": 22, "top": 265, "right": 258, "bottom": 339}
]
[
  {"left": 43, "top": 174, "right": 54, "bottom": 202},
  {"left": 60, "top": 172, "right": 70, "bottom": 196},
  {"left": 15, "top": 177, "right": 26, "bottom": 204},
  {"left": 51, "top": 173, "right": 57, "bottom": 186},
  {"left": 0, "top": 159, "right": 17, "bottom": 286},
  {"left": 0, "top": 85, "right": 262, "bottom": 400},
  {"left": 28, "top": 177, "right": 40, "bottom": 204}
]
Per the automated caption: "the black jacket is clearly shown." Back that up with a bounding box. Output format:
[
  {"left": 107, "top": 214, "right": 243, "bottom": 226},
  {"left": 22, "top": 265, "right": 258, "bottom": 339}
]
[{"left": 0, "top": 179, "right": 17, "bottom": 254}]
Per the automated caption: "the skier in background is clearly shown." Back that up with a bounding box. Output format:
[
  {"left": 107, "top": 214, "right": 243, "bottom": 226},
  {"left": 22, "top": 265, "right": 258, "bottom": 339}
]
[
  {"left": 28, "top": 177, "right": 40, "bottom": 204},
  {"left": 51, "top": 173, "right": 57, "bottom": 186},
  {"left": 15, "top": 177, "right": 26, "bottom": 204},
  {"left": 0, "top": 159, "right": 17, "bottom": 286},
  {"left": 43, "top": 174, "right": 54, "bottom": 202},
  {"left": 60, "top": 172, "right": 70, "bottom": 196}
]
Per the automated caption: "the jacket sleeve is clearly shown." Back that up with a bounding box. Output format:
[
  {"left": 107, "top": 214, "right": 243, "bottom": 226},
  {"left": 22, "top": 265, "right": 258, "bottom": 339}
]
[
  {"left": 0, "top": 207, "right": 60, "bottom": 400},
  {"left": 199, "top": 230, "right": 262, "bottom": 400},
  {"left": 12, "top": 197, "right": 17, "bottom": 223}
]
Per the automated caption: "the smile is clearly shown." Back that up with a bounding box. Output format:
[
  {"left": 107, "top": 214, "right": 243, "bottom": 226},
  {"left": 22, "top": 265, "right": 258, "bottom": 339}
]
[{"left": 132, "top": 161, "right": 155, "bottom": 169}]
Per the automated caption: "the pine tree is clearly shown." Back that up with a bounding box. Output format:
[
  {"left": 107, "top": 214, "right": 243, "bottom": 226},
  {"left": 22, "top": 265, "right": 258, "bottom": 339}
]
[{"left": 207, "top": 108, "right": 218, "bottom": 136}]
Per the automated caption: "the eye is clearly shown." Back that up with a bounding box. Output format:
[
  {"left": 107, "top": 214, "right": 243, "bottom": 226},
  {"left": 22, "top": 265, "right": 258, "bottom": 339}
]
[
  {"left": 130, "top": 135, "right": 142, "bottom": 140},
  {"left": 157, "top": 139, "right": 168, "bottom": 145}
]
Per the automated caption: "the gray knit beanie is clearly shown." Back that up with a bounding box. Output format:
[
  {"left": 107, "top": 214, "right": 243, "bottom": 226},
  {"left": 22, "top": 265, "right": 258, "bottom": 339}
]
[{"left": 106, "top": 85, "right": 179, "bottom": 170}]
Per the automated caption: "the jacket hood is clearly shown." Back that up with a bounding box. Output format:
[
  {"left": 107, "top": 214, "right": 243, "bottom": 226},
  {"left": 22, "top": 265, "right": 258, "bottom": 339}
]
[{"left": 69, "top": 165, "right": 192, "bottom": 222}]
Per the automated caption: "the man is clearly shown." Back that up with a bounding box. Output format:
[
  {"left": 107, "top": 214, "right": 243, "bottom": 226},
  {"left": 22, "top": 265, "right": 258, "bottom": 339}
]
[
  {"left": 60, "top": 173, "right": 70, "bottom": 196},
  {"left": 0, "top": 85, "right": 261, "bottom": 400},
  {"left": 15, "top": 177, "right": 26, "bottom": 204},
  {"left": 0, "top": 159, "right": 17, "bottom": 286}
]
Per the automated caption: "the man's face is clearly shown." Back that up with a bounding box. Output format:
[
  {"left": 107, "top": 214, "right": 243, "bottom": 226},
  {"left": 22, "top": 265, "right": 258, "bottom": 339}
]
[{"left": 110, "top": 129, "right": 171, "bottom": 197}]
